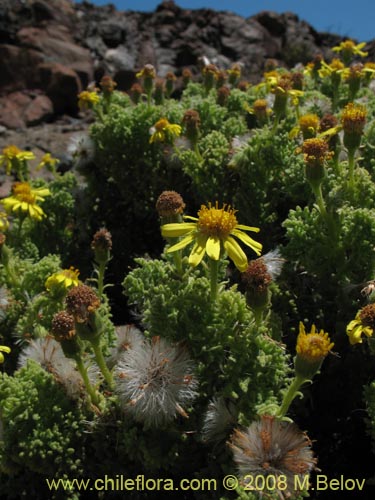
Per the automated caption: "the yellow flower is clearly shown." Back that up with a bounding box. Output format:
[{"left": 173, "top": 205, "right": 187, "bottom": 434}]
[
  {"left": 347, "top": 304, "right": 375, "bottom": 345},
  {"left": 161, "top": 202, "right": 262, "bottom": 271},
  {"left": 0, "top": 145, "right": 35, "bottom": 175},
  {"left": 149, "top": 118, "right": 182, "bottom": 144},
  {"left": 295, "top": 322, "right": 334, "bottom": 379},
  {"left": 346, "top": 313, "right": 373, "bottom": 345},
  {"left": 332, "top": 40, "right": 368, "bottom": 59},
  {"left": 1, "top": 182, "right": 51, "bottom": 221},
  {"left": 318, "top": 58, "right": 345, "bottom": 79},
  {"left": 45, "top": 267, "right": 81, "bottom": 293},
  {"left": 37, "top": 153, "right": 60, "bottom": 172},
  {"left": 78, "top": 90, "right": 100, "bottom": 110},
  {"left": 0, "top": 210, "right": 9, "bottom": 232},
  {"left": 296, "top": 322, "right": 334, "bottom": 363},
  {"left": 0, "top": 344, "right": 11, "bottom": 364}
]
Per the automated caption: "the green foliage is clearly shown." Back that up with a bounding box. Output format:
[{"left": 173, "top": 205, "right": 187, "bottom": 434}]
[
  {"left": 0, "top": 361, "right": 86, "bottom": 499},
  {"left": 123, "top": 257, "right": 290, "bottom": 422}
]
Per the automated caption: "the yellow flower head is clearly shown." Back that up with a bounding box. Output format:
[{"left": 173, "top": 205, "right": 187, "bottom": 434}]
[
  {"left": 341, "top": 102, "right": 367, "bottom": 136},
  {"left": 161, "top": 202, "right": 262, "bottom": 271},
  {"left": 1, "top": 182, "right": 51, "bottom": 221},
  {"left": 149, "top": 118, "right": 182, "bottom": 144},
  {"left": 0, "top": 145, "right": 35, "bottom": 175},
  {"left": 136, "top": 64, "right": 156, "bottom": 80},
  {"left": 45, "top": 267, "right": 80, "bottom": 294},
  {"left": 296, "top": 322, "right": 334, "bottom": 363},
  {"left": 37, "top": 153, "right": 60, "bottom": 172},
  {"left": 347, "top": 312, "right": 373, "bottom": 345},
  {"left": 347, "top": 304, "right": 375, "bottom": 345},
  {"left": 0, "top": 210, "right": 9, "bottom": 232},
  {"left": 332, "top": 40, "right": 368, "bottom": 60},
  {"left": 78, "top": 90, "right": 100, "bottom": 110},
  {"left": 0, "top": 344, "right": 11, "bottom": 364},
  {"left": 318, "top": 58, "right": 345, "bottom": 79}
]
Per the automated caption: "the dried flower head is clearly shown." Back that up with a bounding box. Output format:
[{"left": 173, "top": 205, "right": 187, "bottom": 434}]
[
  {"left": 217, "top": 85, "right": 230, "bottom": 106},
  {"left": 18, "top": 336, "right": 98, "bottom": 400},
  {"left": 229, "top": 415, "right": 316, "bottom": 499},
  {"left": 51, "top": 311, "right": 76, "bottom": 342},
  {"left": 115, "top": 336, "right": 198, "bottom": 428},
  {"left": 65, "top": 284, "right": 100, "bottom": 323},
  {"left": 182, "top": 68, "right": 193, "bottom": 85},
  {"left": 91, "top": 228, "right": 112, "bottom": 253},
  {"left": 156, "top": 191, "right": 185, "bottom": 217},
  {"left": 129, "top": 82, "right": 143, "bottom": 104},
  {"left": 100, "top": 75, "right": 117, "bottom": 94},
  {"left": 301, "top": 138, "right": 332, "bottom": 167},
  {"left": 242, "top": 259, "right": 272, "bottom": 294},
  {"left": 108, "top": 324, "right": 145, "bottom": 367},
  {"left": 359, "top": 303, "right": 375, "bottom": 329},
  {"left": 202, "top": 397, "right": 237, "bottom": 443},
  {"left": 67, "top": 133, "right": 96, "bottom": 167}
]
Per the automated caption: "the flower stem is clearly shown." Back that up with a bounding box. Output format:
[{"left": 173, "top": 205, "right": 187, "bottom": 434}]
[
  {"left": 97, "top": 260, "right": 106, "bottom": 299},
  {"left": 347, "top": 148, "right": 356, "bottom": 189},
  {"left": 277, "top": 375, "right": 307, "bottom": 418},
  {"left": 311, "top": 183, "right": 327, "bottom": 218},
  {"left": 90, "top": 338, "right": 114, "bottom": 389},
  {"left": 209, "top": 259, "right": 219, "bottom": 302},
  {"left": 75, "top": 356, "right": 100, "bottom": 405}
]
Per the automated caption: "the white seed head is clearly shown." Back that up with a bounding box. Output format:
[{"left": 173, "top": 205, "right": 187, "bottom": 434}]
[{"left": 115, "top": 336, "right": 198, "bottom": 428}]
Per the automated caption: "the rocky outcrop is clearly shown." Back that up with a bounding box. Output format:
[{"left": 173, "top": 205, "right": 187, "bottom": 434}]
[{"left": 0, "top": 0, "right": 364, "bottom": 131}]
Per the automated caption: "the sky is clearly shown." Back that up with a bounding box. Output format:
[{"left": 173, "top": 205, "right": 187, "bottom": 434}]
[{"left": 75, "top": 0, "right": 375, "bottom": 42}]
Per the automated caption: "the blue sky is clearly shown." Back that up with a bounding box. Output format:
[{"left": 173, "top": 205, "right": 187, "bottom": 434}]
[{"left": 75, "top": 0, "right": 375, "bottom": 42}]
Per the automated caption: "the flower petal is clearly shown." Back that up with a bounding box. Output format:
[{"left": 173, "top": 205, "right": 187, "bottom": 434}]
[
  {"left": 231, "top": 229, "right": 262, "bottom": 255},
  {"left": 162, "top": 222, "right": 197, "bottom": 238},
  {"left": 188, "top": 234, "right": 207, "bottom": 267},
  {"left": 235, "top": 224, "right": 260, "bottom": 232},
  {"left": 223, "top": 236, "right": 248, "bottom": 271},
  {"left": 167, "top": 233, "right": 195, "bottom": 253},
  {"left": 205, "top": 236, "right": 221, "bottom": 261}
]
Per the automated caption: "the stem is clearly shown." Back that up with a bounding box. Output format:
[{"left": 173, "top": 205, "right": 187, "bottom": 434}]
[
  {"left": 311, "top": 183, "right": 327, "bottom": 218},
  {"left": 253, "top": 309, "right": 263, "bottom": 328},
  {"left": 75, "top": 356, "right": 100, "bottom": 405},
  {"left": 97, "top": 260, "right": 106, "bottom": 299},
  {"left": 172, "top": 250, "right": 183, "bottom": 275},
  {"left": 209, "top": 259, "right": 219, "bottom": 302},
  {"left": 90, "top": 338, "right": 114, "bottom": 389},
  {"left": 277, "top": 375, "right": 307, "bottom": 418},
  {"left": 348, "top": 148, "right": 356, "bottom": 189}
]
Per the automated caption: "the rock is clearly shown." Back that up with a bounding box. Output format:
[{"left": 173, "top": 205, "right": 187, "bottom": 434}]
[
  {"left": 38, "top": 63, "right": 82, "bottom": 115},
  {"left": 24, "top": 95, "right": 54, "bottom": 126},
  {"left": 0, "top": 0, "right": 368, "bottom": 133}
]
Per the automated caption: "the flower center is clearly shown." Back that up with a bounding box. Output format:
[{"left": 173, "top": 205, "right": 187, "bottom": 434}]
[
  {"left": 12, "top": 183, "right": 36, "bottom": 204},
  {"left": 155, "top": 118, "right": 169, "bottom": 131},
  {"left": 197, "top": 202, "right": 238, "bottom": 238},
  {"left": 297, "top": 332, "right": 333, "bottom": 362},
  {"left": 3, "top": 145, "right": 21, "bottom": 158}
]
